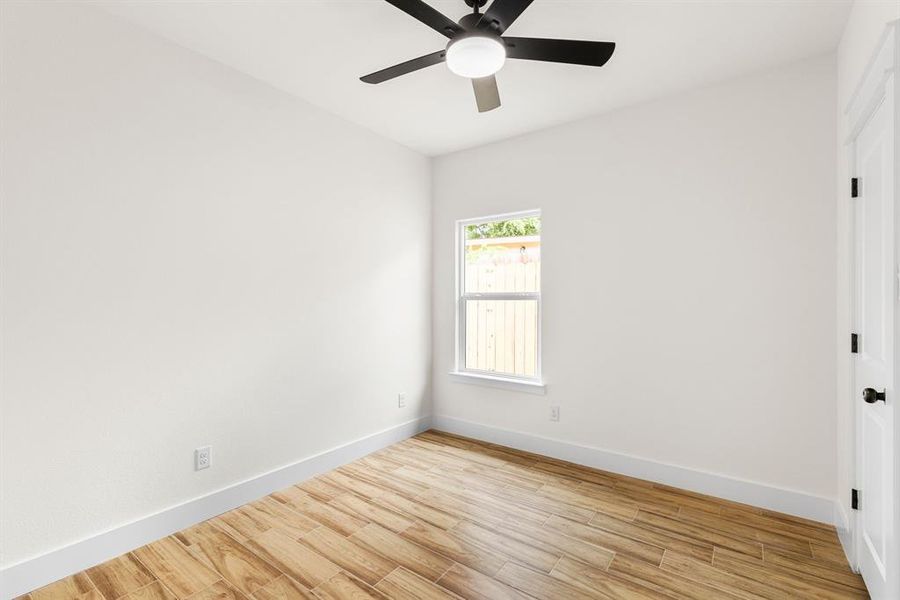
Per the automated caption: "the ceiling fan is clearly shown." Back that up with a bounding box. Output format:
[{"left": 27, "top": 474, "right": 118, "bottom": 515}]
[{"left": 360, "top": 0, "right": 616, "bottom": 113}]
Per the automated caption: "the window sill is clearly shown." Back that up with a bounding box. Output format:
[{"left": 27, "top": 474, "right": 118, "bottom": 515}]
[{"left": 448, "top": 372, "right": 546, "bottom": 395}]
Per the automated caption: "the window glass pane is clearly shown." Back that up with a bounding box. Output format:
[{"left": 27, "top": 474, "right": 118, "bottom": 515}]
[
  {"left": 464, "top": 299, "right": 538, "bottom": 377},
  {"left": 465, "top": 217, "right": 540, "bottom": 293}
]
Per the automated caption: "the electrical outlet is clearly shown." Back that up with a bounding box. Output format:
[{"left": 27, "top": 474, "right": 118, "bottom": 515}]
[
  {"left": 195, "top": 446, "right": 211, "bottom": 471},
  {"left": 550, "top": 406, "right": 560, "bottom": 422},
  {"left": 398, "top": 393, "right": 407, "bottom": 408}
]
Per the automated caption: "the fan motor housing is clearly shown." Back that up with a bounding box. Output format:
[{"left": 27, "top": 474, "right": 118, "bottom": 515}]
[
  {"left": 463, "top": 0, "right": 488, "bottom": 7},
  {"left": 457, "top": 13, "right": 485, "bottom": 30}
]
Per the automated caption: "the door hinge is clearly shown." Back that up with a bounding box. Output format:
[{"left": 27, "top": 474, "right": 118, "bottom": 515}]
[
  {"left": 851, "top": 178, "right": 859, "bottom": 198},
  {"left": 851, "top": 332, "right": 859, "bottom": 354},
  {"left": 851, "top": 488, "right": 860, "bottom": 510}
]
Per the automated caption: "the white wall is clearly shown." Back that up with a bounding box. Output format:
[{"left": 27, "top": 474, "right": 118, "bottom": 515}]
[
  {"left": 834, "top": 0, "right": 900, "bottom": 538},
  {"left": 0, "top": 2, "right": 430, "bottom": 569},
  {"left": 433, "top": 56, "right": 838, "bottom": 501}
]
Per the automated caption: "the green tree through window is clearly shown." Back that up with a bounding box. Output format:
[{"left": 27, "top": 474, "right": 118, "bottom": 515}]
[{"left": 466, "top": 217, "right": 540, "bottom": 240}]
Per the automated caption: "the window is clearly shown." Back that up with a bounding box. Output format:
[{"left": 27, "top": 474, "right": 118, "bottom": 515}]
[{"left": 455, "top": 211, "right": 541, "bottom": 384}]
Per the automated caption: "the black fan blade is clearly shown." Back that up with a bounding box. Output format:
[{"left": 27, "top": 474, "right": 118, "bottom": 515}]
[
  {"left": 384, "top": 0, "right": 463, "bottom": 38},
  {"left": 472, "top": 75, "right": 501, "bottom": 112},
  {"left": 504, "top": 37, "right": 615, "bottom": 67},
  {"left": 477, "top": 0, "right": 534, "bottom": 34},
  {"left": 361, "top": 50, "right": 446, "bottom": 84}
]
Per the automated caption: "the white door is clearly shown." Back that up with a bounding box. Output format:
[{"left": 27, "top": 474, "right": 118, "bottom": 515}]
[{"left": 853, "top": 87, "right": 896, "bottom": 599}]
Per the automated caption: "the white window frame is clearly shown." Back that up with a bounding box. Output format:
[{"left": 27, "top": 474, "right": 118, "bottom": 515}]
[{"left": 452, "top": 209, "right": 543, "bottom": 392}]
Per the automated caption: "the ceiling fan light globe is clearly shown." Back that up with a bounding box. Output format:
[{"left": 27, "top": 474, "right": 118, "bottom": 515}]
[{"left": 446, "top": 36, "right": 506, "bottom": 78}]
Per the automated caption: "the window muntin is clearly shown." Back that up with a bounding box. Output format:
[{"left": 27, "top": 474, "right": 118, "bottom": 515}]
[{"left": 457, "top": 211, "right": 541, "bottom": 381}]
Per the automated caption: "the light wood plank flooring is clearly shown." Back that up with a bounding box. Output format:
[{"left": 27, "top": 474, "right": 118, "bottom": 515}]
[{"left": 18, "top": 430, "right": 867, "bottom": 599}]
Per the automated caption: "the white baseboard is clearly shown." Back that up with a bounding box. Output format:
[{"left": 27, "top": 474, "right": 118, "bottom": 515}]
[
  {"left": 432, "top": 415, "right": 837, "bottom": 526},
  {"left": 0, "top": 416, "right": 431, "bottom": 599}
]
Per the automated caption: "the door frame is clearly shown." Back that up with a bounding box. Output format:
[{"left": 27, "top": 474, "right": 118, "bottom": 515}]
[{"left": 845, "top": 19, "right": 899, "bottom": 597}]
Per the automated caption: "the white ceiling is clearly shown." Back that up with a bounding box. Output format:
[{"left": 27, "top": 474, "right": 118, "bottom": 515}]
[{"left": 95, "top": 0, "right": 851, "bottom": 156}]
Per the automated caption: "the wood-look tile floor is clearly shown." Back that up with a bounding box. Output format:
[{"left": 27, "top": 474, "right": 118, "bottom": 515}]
[{"left": 19, "top": 430, "right": 868, "bottom": 600}]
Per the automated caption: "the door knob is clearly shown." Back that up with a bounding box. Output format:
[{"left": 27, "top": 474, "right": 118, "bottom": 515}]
[{"left": 863, "top": 388, "right": 886, "bottom": 404}]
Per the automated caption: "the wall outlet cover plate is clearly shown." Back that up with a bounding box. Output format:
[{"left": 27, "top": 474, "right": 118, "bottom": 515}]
[{"left": 195, "top": 446, "right": 211, "bottom": 471}]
